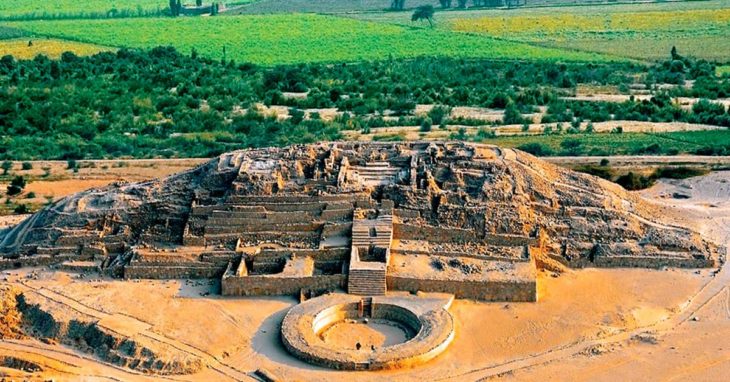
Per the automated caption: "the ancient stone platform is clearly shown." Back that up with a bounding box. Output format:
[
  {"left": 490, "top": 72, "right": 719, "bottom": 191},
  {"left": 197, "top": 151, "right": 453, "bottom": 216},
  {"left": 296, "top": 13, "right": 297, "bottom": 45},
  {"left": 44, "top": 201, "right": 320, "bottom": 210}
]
[{"left": 0, "top": 142, "right": 719, "bottom": 299}]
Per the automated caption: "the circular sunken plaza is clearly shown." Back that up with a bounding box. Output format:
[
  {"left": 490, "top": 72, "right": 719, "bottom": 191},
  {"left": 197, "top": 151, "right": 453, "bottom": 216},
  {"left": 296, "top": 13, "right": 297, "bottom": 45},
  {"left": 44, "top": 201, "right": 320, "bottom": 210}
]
[{"left": 281, "top": 293, "right": 455, "bottom": 370}]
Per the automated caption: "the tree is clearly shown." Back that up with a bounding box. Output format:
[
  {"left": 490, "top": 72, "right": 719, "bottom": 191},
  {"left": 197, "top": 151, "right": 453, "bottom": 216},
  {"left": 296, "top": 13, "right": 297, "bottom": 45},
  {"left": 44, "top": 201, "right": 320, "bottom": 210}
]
[
  {"left": 390, "top": 0, "right": 406, "bottom": 11},
  {"left": 196, "top": 0, "right": 203, "bottom": 6},
  {"left": 169, "top": 0, "right": 179, "bottom": 16},
  {"left": 439, "top": 0, "right": 453, "bottom": 8},
  {"left": 7, "top": 176, "right": 26, "bottom": 196},
  {"left": 428, "top": 105, "right": 451, "bottom": 125},
  {"left": 412, "top": 5, "right": 435, "bottom": 28},
  {"left": 671, "top": 46, "right": 680, "bottom": 61},
  {"left": 1, "top": 161, "right": 11, "bottom": 175},
  {"left": 420, "top": 117, "right": 433, "bottom": 132},
  {"left": 14, "top": 204, "right": 28, "bottom": 215},
  {"left": 502, "top": 102, "right": 524, "bottom": 124}
]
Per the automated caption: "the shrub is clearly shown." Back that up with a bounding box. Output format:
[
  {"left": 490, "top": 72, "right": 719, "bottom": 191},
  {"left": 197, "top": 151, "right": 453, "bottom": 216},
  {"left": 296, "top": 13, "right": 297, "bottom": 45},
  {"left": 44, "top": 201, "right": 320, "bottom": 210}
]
[
  {"left": 560, "top": 139, "right": 583, "bottom": 155},
  {"left": 21, "top": 162, "right": 33, "bottom": 170},
  {"left": 615, "top": 172, "right": 654, "bottom": 190},
  {"left": 476, "top": 127, "right": 496, "bottom": 140},
  {"left": 6, "top": 175, "right": 26, "bottom": 196},
  {"left": 420, "top": 117, "right": 433, "bottom": 132},
  {"left": 653, "top": 167, "right": 709, "bottom": 180},
  {"left": 289, "top": 108, "right": 305, "bottom": 125},
  {"left": 13, "top": 204, "right": 28, "bottom": 215},
  {"left": 428, "top": 105, "right": 451, "bottom": 125},
  {"left": 502, "top": 103, "right": 525, "bottom": 125},
  {"left": 517, "top": 143, "right": 554, "bottom": 156},
  {"left": 575, "top": 165, "right": 614, "bottom": 180},
  {"left": 1, "top": 161, "right": 11, "bottom": 175}
]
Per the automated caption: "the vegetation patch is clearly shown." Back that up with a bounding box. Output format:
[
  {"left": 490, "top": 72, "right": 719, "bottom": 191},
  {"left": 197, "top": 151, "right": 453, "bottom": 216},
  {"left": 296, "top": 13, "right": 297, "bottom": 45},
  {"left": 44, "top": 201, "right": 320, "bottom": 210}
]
[
  {"left": 718, "top": 65, "right": 730, "bottom": 77},
  {"left": 0, "top": 47, "right": 726, "bottom": 160}
]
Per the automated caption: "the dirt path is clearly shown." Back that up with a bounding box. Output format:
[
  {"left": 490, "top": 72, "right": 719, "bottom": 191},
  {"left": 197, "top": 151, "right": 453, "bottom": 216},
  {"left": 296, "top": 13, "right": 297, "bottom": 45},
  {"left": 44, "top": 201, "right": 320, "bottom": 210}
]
[
  {"left": 16, "top": 282, "right": 255, "bottom": 381},
  {"left": 442, "top": 173, "right": 730, "bottom": 381}
]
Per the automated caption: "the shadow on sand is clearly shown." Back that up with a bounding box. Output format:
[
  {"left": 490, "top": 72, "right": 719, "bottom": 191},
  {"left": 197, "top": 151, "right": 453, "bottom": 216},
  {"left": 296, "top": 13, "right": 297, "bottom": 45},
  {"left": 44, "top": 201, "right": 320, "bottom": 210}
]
[{"left": 251, "top": 304, "right": 328, "bottom": 372}]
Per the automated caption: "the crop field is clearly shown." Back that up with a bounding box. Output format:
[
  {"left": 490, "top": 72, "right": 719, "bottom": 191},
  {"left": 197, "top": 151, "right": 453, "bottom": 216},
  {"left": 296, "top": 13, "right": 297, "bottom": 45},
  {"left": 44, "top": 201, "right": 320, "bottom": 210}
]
[
  {"left": 0, "top": 38, "right": 112, "bottom": 59},
  {"left": 354, "top": 0, "right": 730, "bottom": 61},
  {"left": 7, "top": 14, "right": 616, "bottom": 65},
  {"left": 232, "top": 0, "right": 439, "bottom": 14},
  {"left": 0, "top": 26, "right": 27, "bottom": 40},
  {"left": 0, "top": 0, "right": 173, "bottom": 20}
]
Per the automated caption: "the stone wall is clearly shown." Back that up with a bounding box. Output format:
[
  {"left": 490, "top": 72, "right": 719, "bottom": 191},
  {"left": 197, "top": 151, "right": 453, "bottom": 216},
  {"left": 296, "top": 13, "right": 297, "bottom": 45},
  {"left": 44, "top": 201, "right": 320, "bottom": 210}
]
[
  {"left": 387, "top": 276, "right": 536, "bottom": 302},
  {"left": 124, "top": 264, "right": 224, "bottom": 279},
  {"left": 0, "top": 255, "right": 55, "bottom": 270},
  {"left": 394, "top": 223, "right": 477, "bottom": 243},
  {"left": 591, "top": 255, "right": 715, "bottom": 268},
  {"left": 281, "top": 294, "right": 455, "bottom": 371},
  {"left": 221, "top": 274, "right": 346, "bottom": 296}
]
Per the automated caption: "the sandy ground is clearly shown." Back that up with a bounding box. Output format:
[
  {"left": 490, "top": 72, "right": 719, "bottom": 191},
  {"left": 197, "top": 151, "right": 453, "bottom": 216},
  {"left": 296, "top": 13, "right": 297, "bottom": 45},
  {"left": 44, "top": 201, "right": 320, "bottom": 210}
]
[
  {"left": 343, "top": 120, "right": 725, "bottom": 142},
  {"left": 0, "top": 159, "right": 207, "bottom": 213},
  {"left": 322, "top": 320, "right": 409, "bottom": 349},
  {"left": 1, "top": 170, "right": 728, "bottom": 381}
]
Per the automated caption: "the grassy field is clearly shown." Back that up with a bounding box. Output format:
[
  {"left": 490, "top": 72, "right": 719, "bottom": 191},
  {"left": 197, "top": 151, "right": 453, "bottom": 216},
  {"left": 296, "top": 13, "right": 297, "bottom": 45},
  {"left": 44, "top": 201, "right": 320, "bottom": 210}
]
[
  {"left": 0, "top": 38, "right": 112, "bottom": 59},
  {"left": 231, "top": 0, "right": 438, "bottom": 14},
  {"left": 477, "top": 130, "right": 730, "bottom": 156},
  {"left": 353, "top": 0, "right": 730, "bottom": 61},
  {"left": 6, "top": 14, "right": 618, "bottom": 65}
]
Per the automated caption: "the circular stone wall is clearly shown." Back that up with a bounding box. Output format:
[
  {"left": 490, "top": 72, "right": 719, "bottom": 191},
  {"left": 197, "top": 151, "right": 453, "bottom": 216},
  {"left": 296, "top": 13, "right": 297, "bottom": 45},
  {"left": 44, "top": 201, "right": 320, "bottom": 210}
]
[{"left": 281, "top": 294, "right": 455, "bottom": 370}]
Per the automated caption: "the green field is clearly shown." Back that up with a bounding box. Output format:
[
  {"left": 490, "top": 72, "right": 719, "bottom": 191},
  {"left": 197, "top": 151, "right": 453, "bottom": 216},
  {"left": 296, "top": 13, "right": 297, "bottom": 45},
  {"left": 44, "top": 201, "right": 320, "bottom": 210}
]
[
  {"left": 482, "top": 131, "right": 730, "bottom": 156},
  {"left": 0, "top": 26, "right": 27, "bottom": 40},
  {"left": 232, "top": 0, "right": 438, "bottom": 14},
  {"left": 353, "top": 0, "right": 730, "bottom": 61},
  {"left": 7, "top": 14, "right": 617, "bottom": 65},
  {"left": 0, "top": 0, "right": 171, "bottom": 19}
]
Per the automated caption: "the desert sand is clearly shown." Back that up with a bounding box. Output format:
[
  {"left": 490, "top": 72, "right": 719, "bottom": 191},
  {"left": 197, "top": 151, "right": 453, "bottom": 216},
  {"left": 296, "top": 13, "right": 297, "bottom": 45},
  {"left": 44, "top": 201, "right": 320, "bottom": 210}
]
[{"left": 0, "top": 170, "right": 727, "bottom": 382}]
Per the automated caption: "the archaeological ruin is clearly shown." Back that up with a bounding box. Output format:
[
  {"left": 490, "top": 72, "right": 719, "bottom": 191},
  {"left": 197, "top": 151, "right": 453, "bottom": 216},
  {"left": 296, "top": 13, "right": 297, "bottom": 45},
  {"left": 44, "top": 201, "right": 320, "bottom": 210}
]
[{"left": 0, "top": 142, "right": 721, "bottom": 370}]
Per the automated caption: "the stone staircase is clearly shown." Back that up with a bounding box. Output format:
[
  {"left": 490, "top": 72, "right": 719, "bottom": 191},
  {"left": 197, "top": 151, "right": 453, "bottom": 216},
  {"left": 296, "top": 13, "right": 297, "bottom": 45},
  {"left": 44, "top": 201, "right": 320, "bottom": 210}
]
[
  {"left": 347, "top": 210, "right": 393, "bottom": 296},
  {"left": 349, "top": 161, "right": 402, "bottom": 186},
  {"left": 351, "top": 214, "right": 393, "bottom": 249},
  {"left": 348, "top": 265, "right": 387, "bottom": 296}
]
